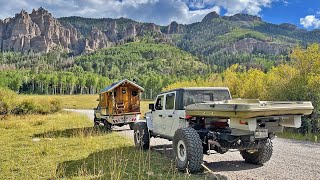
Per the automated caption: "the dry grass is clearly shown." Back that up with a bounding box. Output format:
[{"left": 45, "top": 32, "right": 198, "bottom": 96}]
[
  {"left": 19, "top": 94, "right": 99, "bottom": 110},
  {"left": 0, "top": 111, "right": 214, "bottom": 179},
  {"left": 20, "top": 94, "right": 154, "bottom": 113},
  {"left": 277, "top": 131, "right": 319, "bottom": 143}
]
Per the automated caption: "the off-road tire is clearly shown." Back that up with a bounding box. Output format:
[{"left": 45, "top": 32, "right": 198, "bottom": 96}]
[
  {"left": 103, "top": 120, "right": 112, "bottom": 131},
  {"left": 133, "top": 122, "right": 150, "bottom": 150},
  {"left": 129, "top": 123, "right": 135, "bottom": 130},
  {"left": 240, "top": 139, "right": 273, "bottom": 165},
  {"left": 93, "top": 115, "right": 100, "bottom": 127},
  {"left": 173, "top": 128, "right": 203, "bottom": 173},
  {"left": 203, "top": 143, "right": 209, "bottom": 154}
]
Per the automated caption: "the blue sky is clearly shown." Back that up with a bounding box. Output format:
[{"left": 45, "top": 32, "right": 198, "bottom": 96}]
[{"left": 0, "top": 0, "right": 319, "bottom": 29}]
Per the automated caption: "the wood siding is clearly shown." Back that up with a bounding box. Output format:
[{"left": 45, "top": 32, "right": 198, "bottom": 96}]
[{"left": 100, "top": 83, "right": 141, "bottom": 115}]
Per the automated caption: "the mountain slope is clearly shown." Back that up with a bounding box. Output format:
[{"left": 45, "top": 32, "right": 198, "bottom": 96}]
[
  {"left": 1, "top": 8, "right": 320, "bottom": 71},
  {"left": 0, "top": 41, "right": 208, "bottom": 97},
  {"left": 75, "top": 41, "right": 207, "bottom": 78}
]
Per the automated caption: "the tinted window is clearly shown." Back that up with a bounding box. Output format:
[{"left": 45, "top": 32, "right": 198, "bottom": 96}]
[
  {"left": 165, "top": 93, "right": 175, "bottom": 110},
  {"left": 132, "top": 91, "right": 138, "bottom": 96},
  {"left": 155, "top": 95, "right": 164, "bottom": 110},
  {"left": 183, "top": 90, "right": 231, "bottom": 107}
]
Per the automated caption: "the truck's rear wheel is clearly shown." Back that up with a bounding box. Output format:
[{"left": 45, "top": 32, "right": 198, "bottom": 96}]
[
  {"left": 133, "top": 122, "right": 150, "bottom": 150},
  {"left": 240, "top": 139, "right": 273, "bottom": 165},
  {"left": 173, "top": 128, "right": 203, "bottom": 173}
]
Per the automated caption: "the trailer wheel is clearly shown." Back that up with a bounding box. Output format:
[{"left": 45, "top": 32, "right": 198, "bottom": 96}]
[
  {"left": 103, "top": 120, "right": 112, "bottom": 131},
  {"left": 133, "top": 122, "right": 150, "bottom": 150},
  {"left": 240, "top": 139, "right": 273, "bottom": 165},
  {"left": 173, "top": 128, "right": 203, "bottom": 173},
  {"left": 93, "top": 116, "right": 100, "bottom": 127},
  {"left": 129, "top": 123, "right": 135, "bottom": 130}
]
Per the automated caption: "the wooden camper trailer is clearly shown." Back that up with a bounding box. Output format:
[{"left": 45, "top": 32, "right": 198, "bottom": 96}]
[{"left": 94, "top": 79, "right": 144, "bottom": 129}]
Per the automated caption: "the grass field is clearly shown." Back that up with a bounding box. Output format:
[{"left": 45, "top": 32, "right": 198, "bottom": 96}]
[
  {"left": 0, "top": 111, "right": 215, "bottom": 179},
  {"left": 19, "top": 94, "right": 100, "bottom": 109},
  {"left": 277, "top": 131, "right": 319, "bottom": 142}
]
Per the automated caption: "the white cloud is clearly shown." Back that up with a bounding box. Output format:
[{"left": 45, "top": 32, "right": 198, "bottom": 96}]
[
  {"left": 300, "top": 15, "right": 320, "bottom": 29},
  {"left": 186, "top": 0, "right": 274, "bottom": 15},
  {"left": 0, "top": 0, "right": 275, "bottom": 25},
  {"left": 210, "top": 0, "right": 273, "bottom": 15}
]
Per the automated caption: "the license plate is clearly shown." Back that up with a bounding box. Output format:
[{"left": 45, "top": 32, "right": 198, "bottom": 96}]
[{"left": 255, "top": 129, "right": 268, "bottom": 138}]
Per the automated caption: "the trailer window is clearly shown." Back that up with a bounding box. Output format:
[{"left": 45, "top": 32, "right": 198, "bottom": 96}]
[
  {"left": 155, "top": 95, "right": 164, "bottom": 110},
  {"left": 165, "top": 93, "right": 175, "bottom": 110},
  {"left": 183, "top": 90, "right": 231, "bottom": 107}
]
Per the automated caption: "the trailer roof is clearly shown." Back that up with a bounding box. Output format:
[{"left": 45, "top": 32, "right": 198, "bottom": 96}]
[
  {"left": 99, "top": 79, "right": 144, "bottom": 93},
  {"left": 159, "top": 87, "right": 230, "bottom": 94}
]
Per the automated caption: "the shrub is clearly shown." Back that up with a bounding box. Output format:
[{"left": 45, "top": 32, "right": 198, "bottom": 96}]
[
  {"left": 0, "top": 87, "right": 17, "bottom": 114},
  {"left": 35, "top": 98, "right": 62, "bottom": 114},
  {"left": 0, "top": 87, "right": 61, "bottom": 115},
  {"left": 14, "top": 99, "right": 37, "bottom": 115}
]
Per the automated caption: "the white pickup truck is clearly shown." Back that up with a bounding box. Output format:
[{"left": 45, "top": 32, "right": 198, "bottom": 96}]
[{"left": 133, "top": 87, "right": 313, "bottom": 172}]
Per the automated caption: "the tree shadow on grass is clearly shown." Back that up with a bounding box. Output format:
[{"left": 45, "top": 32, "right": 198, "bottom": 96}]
[
  {"left": 33, "top": 127, "right": 111, "bottom": 138},
  {"left": 204, "top": 160, "right": 263, "bottom": 172},
  {"left": 151, "top": 144, "right": 174, "bottom": 158},
  {"left": 56, "top": 146, "right": 227, "bottom": 180},
  {"left": 112, "top": 128, "right": 132, "bottom": 132},
  {"left": 151, "top": 144, "right": 262, "bottom": 173}
]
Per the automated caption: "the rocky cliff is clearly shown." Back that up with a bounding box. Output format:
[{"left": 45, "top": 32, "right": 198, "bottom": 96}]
[
  {"left": 0, "top": 8, "right": 109, "bottom": 54},
  {"left": 222, "top": 38, "right": 289, "bottom": 55},
  {"left": 1, "top": 8, "right": 313, "bottom": 56}
]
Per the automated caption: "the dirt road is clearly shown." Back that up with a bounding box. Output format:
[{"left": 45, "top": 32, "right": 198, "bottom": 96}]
[{"left": 67, "top": 109, "right": 320, "bottom": 180}]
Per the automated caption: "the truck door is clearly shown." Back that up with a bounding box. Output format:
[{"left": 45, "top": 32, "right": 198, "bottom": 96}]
[
  {"left": 152, "top": 95, "right": 165, "bottom": 134},
  {"left": 162, "top": 92, "right": 175, "bottom": 136}
]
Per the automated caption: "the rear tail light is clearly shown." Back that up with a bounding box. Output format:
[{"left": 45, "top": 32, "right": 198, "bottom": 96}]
[
  {"left": 239, "top": 120, "right": 248, "bottom": 125},
  {"left": 213, "top": 122, "right": 228, "bottom": 128}
]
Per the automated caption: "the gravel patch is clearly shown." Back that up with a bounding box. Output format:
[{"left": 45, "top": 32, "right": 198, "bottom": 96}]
[{"left": 66, "top": 109, "right": 320, "bottom": 180}]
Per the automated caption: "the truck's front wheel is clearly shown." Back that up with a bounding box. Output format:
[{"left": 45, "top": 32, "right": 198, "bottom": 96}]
[
  {"left": 133, "top": 122, "right": 150, "bottom": 150},
  {"left": 173, "top": 128, "right": 203, "bottom": 173},
  {"left": 240, "top": 139, "right": 273, "bottom": 165}
]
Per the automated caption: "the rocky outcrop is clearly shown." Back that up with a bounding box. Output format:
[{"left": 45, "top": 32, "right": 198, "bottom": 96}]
[
  {"left": 126, "top": 24, "right": 137, "bottom": 37},
  {"left": 223, "top": 13, "right": 262, "bottom": 22},
  {"left": 166, "top": 21, "right": 184, "bottom": 34},
  {"left": 0, "top": 9, "right": 294, "bottom": 56},
  {"left": 201, "top": 11, "right": 220, "bottom": 22},
  {"left": 141, "top": 23, "right": 161, "bottom": 34},
  {"left": 0, "top": 8, "right": 111, "bottom": 54},
  {"left": 279, "top": 23, "right": 297, "bottom": 30},
  {"left": 85, "top": 28, "right": 109, "bottom": 53},
  {"left": 105, "top": 21, "right": 118, "bottom": 42},
  {"left": 222, "top": 38, "right": 289, "bottom": 55}
]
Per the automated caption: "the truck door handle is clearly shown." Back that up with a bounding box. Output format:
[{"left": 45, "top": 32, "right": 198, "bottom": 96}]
[
  {"left": 168, "top": 115, "right": 173, "bottom": 117},
  {"left": 159, "top": 115, "right": 163, "bottom": 117}
]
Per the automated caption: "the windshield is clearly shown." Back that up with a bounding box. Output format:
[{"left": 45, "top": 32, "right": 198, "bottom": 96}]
[{"left": 183, "top": 90, "right": 231, "bottom": 107}]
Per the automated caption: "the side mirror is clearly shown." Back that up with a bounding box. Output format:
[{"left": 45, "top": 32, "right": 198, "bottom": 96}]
[{"left": 149, "top": 103, "right": 155, "bottom": 111}]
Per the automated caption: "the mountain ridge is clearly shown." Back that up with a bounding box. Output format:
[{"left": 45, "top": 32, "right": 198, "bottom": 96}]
[{"left": 0, "top": 7, "right": 320, "bottom": 58}]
